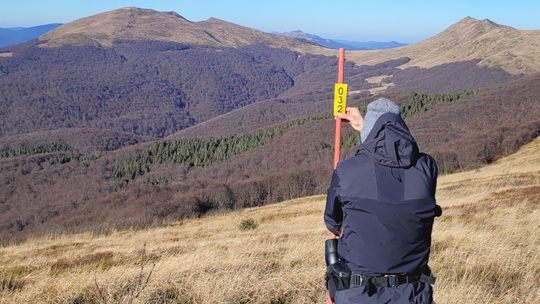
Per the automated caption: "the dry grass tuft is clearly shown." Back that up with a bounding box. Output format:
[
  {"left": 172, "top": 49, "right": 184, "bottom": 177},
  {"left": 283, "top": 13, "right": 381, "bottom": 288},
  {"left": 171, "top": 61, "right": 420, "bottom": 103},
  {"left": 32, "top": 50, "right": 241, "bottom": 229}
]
[
  {"left": 50, "top": 251, "right": 117, "bottom": 275},
  {"left": 0, "top": 138, "right": 539, "bottom": 303}
]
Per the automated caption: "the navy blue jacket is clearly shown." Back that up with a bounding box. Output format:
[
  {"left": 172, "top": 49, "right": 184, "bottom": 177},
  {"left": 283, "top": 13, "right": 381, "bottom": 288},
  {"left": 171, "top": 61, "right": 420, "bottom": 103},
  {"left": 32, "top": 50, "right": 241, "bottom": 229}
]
[{"left": 325, "top": 112, "right": 439, "bottom": 276}]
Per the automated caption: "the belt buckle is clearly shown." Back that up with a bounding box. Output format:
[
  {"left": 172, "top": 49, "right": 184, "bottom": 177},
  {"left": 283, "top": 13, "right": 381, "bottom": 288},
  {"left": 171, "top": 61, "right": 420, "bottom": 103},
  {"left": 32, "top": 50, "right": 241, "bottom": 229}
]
[
  {"left": 357, "top": 275, "right": 364, "bottom": 286},
  {"left": 353, "top": 274, "right": 364, "bottom": 286},
  {"left": 385, "top": 274, "right": 399, "bottom": 287}
]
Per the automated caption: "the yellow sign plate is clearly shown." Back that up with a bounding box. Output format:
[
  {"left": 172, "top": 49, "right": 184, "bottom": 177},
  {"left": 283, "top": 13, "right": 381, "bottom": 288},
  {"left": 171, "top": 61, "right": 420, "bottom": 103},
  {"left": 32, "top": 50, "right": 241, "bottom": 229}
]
[{"left": 333, "top": 83, "right": 348, "bottom": 116}]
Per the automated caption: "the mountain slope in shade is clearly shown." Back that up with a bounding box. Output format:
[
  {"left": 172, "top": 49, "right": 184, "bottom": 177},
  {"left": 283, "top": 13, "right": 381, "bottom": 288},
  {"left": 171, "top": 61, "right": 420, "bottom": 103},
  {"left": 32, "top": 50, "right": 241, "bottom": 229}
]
[
  {"left": 0, "top": 42, "right": 341, "bottom": 138},
  {"left": 0, "top": 23, "right": 62, "bottom": 48},
  {"left": 347, "top": 17, "right": 540, "bottom": 74},
  {"left": 38, "top": 7, "right": 327, "bottom": 54},
  {"left": 0, "top": 128, "right": 153, "bottom": 154}
]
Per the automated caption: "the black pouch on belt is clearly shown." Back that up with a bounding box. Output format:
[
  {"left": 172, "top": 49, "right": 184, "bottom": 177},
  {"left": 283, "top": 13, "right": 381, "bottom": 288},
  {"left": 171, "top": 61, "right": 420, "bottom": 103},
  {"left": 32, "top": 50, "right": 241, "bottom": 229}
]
[{"left": 325, "top": 260, "right": 351, "bottom": 300}]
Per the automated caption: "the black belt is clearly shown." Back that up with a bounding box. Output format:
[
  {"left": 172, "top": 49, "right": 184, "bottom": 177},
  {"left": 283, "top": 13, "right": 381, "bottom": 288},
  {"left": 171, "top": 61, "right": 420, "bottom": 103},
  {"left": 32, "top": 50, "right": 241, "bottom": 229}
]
[{"left": 350, "top": 272, "right": 434, "bottom": 288}]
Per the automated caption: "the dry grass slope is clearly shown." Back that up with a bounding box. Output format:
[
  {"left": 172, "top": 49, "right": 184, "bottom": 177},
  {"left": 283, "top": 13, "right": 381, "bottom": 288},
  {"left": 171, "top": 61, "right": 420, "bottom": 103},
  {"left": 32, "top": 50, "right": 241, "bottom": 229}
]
[
  {"left": 38, "top": 7, "right": 328, "bottom": 54},
  {"left": 0, "top": 138, "right": 539, "bottom": 304},
  {"left": 347, "top": 17, "right": 540, "bottom": 75}
]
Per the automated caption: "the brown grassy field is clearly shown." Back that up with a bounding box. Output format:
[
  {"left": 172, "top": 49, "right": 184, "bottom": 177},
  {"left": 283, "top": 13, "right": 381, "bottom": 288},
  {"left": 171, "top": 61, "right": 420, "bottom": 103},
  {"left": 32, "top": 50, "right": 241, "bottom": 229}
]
[{"left": 1, "top": 138, "right": 539, "bottom": 304}]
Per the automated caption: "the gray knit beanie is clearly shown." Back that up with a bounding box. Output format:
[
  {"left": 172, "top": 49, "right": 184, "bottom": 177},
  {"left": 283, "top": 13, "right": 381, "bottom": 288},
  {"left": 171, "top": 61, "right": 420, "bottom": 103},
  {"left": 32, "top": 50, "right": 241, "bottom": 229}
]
[{"left": 360, "top": 97, "right": 401, "bottom": 142}]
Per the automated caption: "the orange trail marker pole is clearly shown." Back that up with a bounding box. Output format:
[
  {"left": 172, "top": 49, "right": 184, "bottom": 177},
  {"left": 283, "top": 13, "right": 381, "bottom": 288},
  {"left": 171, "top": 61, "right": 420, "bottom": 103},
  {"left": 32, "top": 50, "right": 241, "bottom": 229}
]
[
  {"left": 327, "top": 47, "right": 345, "bottom": 304},
  {"left": 333, "top": 48, "right": 345, "bottom": 170}
]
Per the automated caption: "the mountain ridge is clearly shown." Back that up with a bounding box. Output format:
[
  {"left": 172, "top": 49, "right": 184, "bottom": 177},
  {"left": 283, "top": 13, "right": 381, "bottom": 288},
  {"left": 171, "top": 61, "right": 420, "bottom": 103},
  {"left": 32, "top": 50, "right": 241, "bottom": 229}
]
[
  {"left": 0, "top": 23, "right": 61, "bottom": 47},
  {"left": 36, "top": 10, "right": 540, "bottom": 75},
  {"left": 38, "top": 7, "right": 327, "bottom": 54},
  {"left": 274, "top": 29, "right": 408, "bottom": 50},
  {"left": 347, "top": 16, "right": 540, "bottom": 74}
]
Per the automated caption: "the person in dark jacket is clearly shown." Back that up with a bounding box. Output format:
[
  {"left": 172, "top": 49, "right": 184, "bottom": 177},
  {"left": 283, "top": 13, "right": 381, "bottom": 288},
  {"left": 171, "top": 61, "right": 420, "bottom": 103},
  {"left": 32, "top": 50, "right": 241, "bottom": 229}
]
[{"left": 325, "top": 98, "right": 440, "bottom": 304}]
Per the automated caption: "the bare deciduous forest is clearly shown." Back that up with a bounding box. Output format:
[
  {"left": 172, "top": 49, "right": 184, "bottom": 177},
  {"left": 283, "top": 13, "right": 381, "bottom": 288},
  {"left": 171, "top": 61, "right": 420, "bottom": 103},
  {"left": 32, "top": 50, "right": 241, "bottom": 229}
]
[{"left": 1, "top": 70, "right": 539, "bottom": 244}]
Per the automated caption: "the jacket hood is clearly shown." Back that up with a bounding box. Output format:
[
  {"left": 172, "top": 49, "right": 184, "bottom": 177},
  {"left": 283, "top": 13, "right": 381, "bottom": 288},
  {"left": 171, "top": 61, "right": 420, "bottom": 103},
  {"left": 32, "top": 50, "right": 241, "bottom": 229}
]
[{"left": 360, "top": 112, "right": 419, "bottom": 168}]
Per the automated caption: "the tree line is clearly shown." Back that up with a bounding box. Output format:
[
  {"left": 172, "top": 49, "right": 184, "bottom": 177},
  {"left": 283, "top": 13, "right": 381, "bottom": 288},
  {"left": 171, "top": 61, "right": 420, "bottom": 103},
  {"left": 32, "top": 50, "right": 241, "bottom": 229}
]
[
  {"left": 401, "top": 91, "right": 477, "bottom": 117},
  {"left": 0, "top": 142, "right": 71, "bottom": 158},
  {"left": 114, "top": 90, "right": 479, "bottom": 180},
  {"left": 113, "top": 113, "right": 330, "bottom": 180},
  {"left": 339, "top": 91, "right": 478, "bottom": 152}
]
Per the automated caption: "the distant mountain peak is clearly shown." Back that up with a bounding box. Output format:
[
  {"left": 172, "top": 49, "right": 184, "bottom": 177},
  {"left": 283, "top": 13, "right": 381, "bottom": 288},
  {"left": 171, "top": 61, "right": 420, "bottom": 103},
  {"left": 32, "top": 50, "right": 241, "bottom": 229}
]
[
  {"left": 348, "top": 15, "right": 540, "bottom": 75},
  {"left": 274, "top": 30, "right": 407, "bottom": 50},
  {"left": 37, "top": 7, "right": 322, "bottom": 52},
  {"left": 432, "top": 15, "right": 517, "bottom": 44},
  {"left": 451, "top": 16, "right": 510, "bottom": 32},
  {"left": 110, "top": 6, "right": 186, "bottom": 19},
  {"left": 461, "top": 16, "right": 498, "bottom": 24}
]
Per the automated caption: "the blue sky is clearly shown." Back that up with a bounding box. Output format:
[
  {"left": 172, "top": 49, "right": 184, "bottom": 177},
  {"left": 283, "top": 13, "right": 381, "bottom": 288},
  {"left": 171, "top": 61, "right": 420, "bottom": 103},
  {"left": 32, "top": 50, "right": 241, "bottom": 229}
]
[{"left": 2, "top": 0, "right": 539, "bottom": 42}]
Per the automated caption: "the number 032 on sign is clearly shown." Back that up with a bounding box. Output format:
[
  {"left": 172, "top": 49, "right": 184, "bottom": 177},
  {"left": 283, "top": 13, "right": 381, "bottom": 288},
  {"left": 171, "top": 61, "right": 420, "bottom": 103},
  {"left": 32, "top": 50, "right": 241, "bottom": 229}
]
[{"left": 333, "top": 83, "right": 348, "bottom": 117}]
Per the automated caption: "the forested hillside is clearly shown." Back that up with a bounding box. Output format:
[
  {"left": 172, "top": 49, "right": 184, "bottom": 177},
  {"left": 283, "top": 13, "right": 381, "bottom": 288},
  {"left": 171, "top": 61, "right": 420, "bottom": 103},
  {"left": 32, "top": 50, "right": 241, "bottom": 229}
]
[
  {"left": 2, "top": 77, "right": 539, "bottom": 244},
  {"left": 0, "top": 42, "right": 341, "bottom": 138}
]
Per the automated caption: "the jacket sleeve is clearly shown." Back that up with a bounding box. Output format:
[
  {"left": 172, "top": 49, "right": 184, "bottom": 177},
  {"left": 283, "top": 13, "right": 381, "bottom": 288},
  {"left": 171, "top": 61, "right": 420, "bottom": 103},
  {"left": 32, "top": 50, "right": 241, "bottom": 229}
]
[
  {"left": 324, "top": 170, "right": 343, "bottom": 235},
  {"left": 429, "top": 155, "right": 442, "bottom": 217},
  {"left": 430, "top": 155, "right": 439, "bottom": 197}
]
